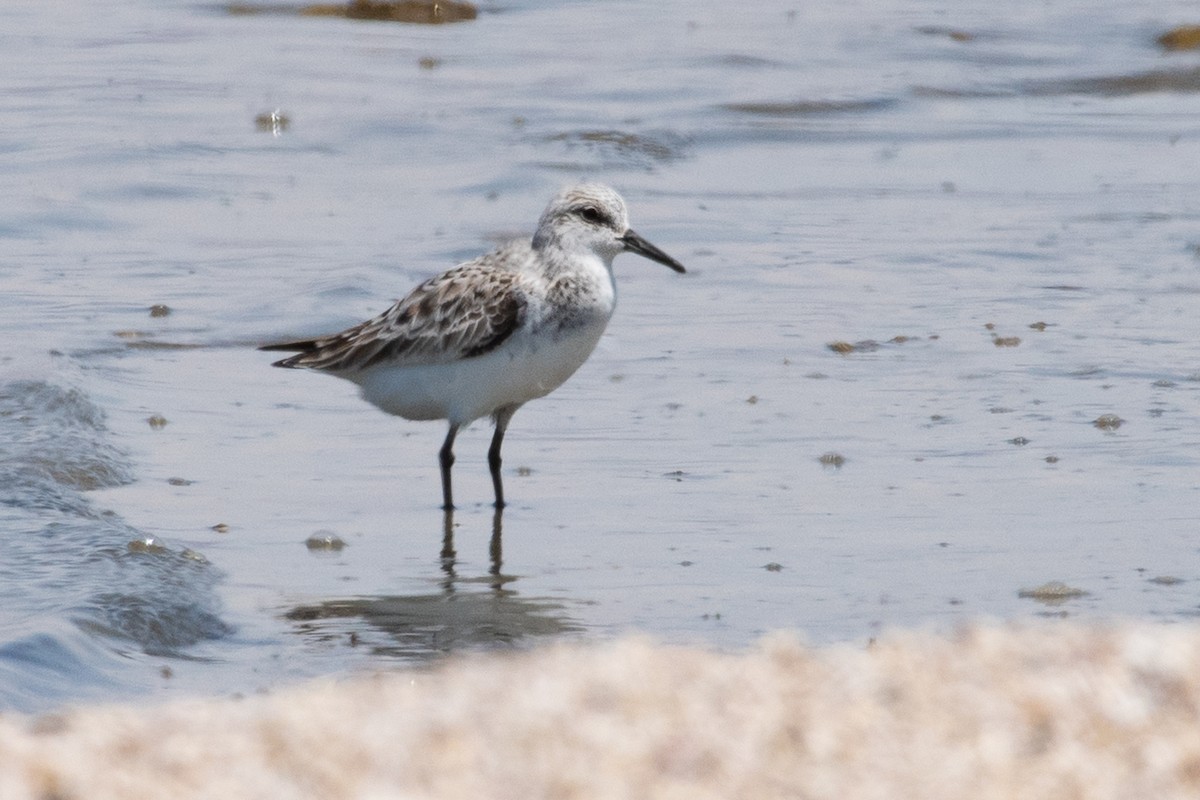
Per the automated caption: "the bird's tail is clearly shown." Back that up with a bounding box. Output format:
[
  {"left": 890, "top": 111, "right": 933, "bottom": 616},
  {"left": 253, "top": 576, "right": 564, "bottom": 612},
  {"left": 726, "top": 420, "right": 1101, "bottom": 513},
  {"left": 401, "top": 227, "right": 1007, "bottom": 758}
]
[{"left": 258, "top": 339, "right": 319, "bottom": 368}]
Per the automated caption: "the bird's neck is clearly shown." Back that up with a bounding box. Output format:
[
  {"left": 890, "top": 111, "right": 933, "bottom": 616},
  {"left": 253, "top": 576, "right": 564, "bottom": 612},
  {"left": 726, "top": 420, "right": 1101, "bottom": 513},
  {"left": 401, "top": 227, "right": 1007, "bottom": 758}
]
[{"left": 532, "top": 238, "right": 614, "bottom": 280}]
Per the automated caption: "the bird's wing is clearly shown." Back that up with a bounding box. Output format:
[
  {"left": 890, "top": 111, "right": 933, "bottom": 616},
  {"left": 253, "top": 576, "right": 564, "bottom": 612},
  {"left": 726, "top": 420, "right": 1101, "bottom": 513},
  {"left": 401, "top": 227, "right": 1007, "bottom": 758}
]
[{"left": 262, "top": 264, "right": 528, "bottom": 372}]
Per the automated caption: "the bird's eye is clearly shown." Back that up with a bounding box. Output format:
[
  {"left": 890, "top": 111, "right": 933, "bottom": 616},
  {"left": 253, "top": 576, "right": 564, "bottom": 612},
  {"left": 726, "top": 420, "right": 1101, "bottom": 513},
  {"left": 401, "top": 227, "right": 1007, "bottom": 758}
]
[{"left": 578, "top": 206, "right": 604, "bottom": 224}]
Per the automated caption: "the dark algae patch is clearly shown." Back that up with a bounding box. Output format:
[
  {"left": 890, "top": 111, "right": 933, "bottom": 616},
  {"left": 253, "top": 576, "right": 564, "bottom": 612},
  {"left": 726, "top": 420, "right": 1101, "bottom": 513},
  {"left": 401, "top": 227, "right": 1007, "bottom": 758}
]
[
  {"left": 1158, "top": 25, "right": 1200, "bottom": 51},
  {"left": 227, "top": 0, "right": 476, "bottom": 23}
]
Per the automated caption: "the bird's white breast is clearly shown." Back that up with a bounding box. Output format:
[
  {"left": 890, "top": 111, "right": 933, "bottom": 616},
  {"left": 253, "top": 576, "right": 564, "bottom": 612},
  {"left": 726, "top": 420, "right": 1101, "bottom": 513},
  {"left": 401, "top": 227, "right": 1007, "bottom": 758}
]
[{"left": 351, "top": 263, "right": 615, "bottom": 425}]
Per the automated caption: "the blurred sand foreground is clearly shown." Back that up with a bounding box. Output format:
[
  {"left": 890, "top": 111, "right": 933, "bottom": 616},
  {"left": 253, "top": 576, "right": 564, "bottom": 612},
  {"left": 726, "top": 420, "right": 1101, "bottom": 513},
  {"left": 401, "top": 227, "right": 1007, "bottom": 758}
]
[{"left": 3, "top": 624, "right": 1200, "bottom": 799}]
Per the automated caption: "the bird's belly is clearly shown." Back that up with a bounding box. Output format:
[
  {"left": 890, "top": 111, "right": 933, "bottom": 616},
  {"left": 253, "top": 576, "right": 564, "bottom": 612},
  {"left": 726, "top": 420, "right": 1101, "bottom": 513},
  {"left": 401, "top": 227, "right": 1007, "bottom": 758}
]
[{"left": 351, "top": 320, "right": 607, "bottom": 424}]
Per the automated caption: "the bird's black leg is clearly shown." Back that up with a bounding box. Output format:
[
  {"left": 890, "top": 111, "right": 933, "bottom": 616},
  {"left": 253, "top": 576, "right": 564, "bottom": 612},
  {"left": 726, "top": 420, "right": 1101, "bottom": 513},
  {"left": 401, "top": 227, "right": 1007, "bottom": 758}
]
[
  {"left": 439, "top": 423, "right": 459, "bottom": 511},
  {"left": 488, "top": 405, "right": 519, "bottom": 509}
]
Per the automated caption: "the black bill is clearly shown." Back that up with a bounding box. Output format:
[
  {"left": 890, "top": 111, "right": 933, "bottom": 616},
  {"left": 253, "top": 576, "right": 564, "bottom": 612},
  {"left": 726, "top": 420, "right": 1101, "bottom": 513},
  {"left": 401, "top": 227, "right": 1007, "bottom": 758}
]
[{"left": 620, "top": 229, "right": 687, "bottom": 273}]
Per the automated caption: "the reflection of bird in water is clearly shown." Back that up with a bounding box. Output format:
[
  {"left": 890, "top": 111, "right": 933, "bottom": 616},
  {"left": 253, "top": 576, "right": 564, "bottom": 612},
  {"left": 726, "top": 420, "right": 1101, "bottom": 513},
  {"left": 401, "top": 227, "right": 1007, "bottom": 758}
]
[
  {"left": 261, "top": 184, "right": 685, "bottom": 510},
  {"left": 441, "top": 508, "right": 508, "bottom": 593},
  {"left": 286, "top": 509, "right": 578, "bottom": 658}
]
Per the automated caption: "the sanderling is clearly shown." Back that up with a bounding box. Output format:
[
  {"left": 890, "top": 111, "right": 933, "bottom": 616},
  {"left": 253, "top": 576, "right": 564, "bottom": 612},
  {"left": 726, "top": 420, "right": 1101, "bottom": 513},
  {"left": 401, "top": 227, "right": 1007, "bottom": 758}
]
[{"left": 261, "top": 183, "right": 686, "bottom": 510}]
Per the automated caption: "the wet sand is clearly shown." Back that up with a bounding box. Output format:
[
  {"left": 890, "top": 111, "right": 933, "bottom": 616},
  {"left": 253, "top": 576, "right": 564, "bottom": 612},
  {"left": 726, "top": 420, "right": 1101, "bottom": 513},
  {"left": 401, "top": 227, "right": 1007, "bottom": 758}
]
[{"left": 4, "top": 622, "right": 1199, "bottom": 799}]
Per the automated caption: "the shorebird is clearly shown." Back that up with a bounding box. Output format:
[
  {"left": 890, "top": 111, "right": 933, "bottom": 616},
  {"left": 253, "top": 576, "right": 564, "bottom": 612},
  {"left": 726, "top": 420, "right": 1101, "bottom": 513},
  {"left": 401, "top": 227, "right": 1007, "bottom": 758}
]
[{"left": 260, "top": 184, "right": 686, "bottom": 510}]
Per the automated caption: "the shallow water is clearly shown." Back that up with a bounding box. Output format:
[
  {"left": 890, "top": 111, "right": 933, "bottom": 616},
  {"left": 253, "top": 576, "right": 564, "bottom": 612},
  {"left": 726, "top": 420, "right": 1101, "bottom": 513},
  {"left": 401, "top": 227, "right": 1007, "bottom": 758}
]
[{"left": 4, "top": 0, "right": 1200, "bottom": 711}]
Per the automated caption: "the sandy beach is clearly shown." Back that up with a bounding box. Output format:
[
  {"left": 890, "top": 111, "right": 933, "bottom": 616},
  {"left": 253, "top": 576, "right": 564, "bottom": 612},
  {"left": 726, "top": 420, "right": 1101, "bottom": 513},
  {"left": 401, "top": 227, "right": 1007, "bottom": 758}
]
[{"left": 4, "top": 622, "right": 1199, "bottom": 799}]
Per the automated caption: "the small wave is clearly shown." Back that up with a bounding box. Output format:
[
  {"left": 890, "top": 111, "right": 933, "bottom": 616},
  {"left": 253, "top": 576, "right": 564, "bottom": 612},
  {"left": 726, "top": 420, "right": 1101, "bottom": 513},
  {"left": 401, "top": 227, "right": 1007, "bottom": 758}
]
[
  {"left": 0, "top": 379, "right": 233, "bottom": 711},
  {"left": 0, "top": 381, "right": 133, "bottom": 504}
]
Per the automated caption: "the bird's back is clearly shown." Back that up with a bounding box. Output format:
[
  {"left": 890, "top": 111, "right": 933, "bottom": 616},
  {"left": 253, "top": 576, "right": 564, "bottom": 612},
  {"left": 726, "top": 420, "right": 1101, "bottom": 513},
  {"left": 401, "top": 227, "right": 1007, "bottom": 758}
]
[{"left": 262, "top": 239, "right": 539, "bottom": 374}]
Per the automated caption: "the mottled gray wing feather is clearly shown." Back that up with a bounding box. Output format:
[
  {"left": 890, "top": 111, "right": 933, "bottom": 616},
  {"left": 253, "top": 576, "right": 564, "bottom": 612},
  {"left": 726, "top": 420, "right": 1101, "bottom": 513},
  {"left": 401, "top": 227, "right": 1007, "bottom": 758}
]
[{"left": 268, "top": 264, "right": 528, "bottom": 372}]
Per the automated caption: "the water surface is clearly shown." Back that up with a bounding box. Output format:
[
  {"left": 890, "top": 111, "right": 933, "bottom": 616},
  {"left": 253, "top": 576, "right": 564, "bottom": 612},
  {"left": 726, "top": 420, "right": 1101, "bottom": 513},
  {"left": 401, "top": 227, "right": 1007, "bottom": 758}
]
[{"left": 4, "top": 0, "right": 1200, "bottom": 711}]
